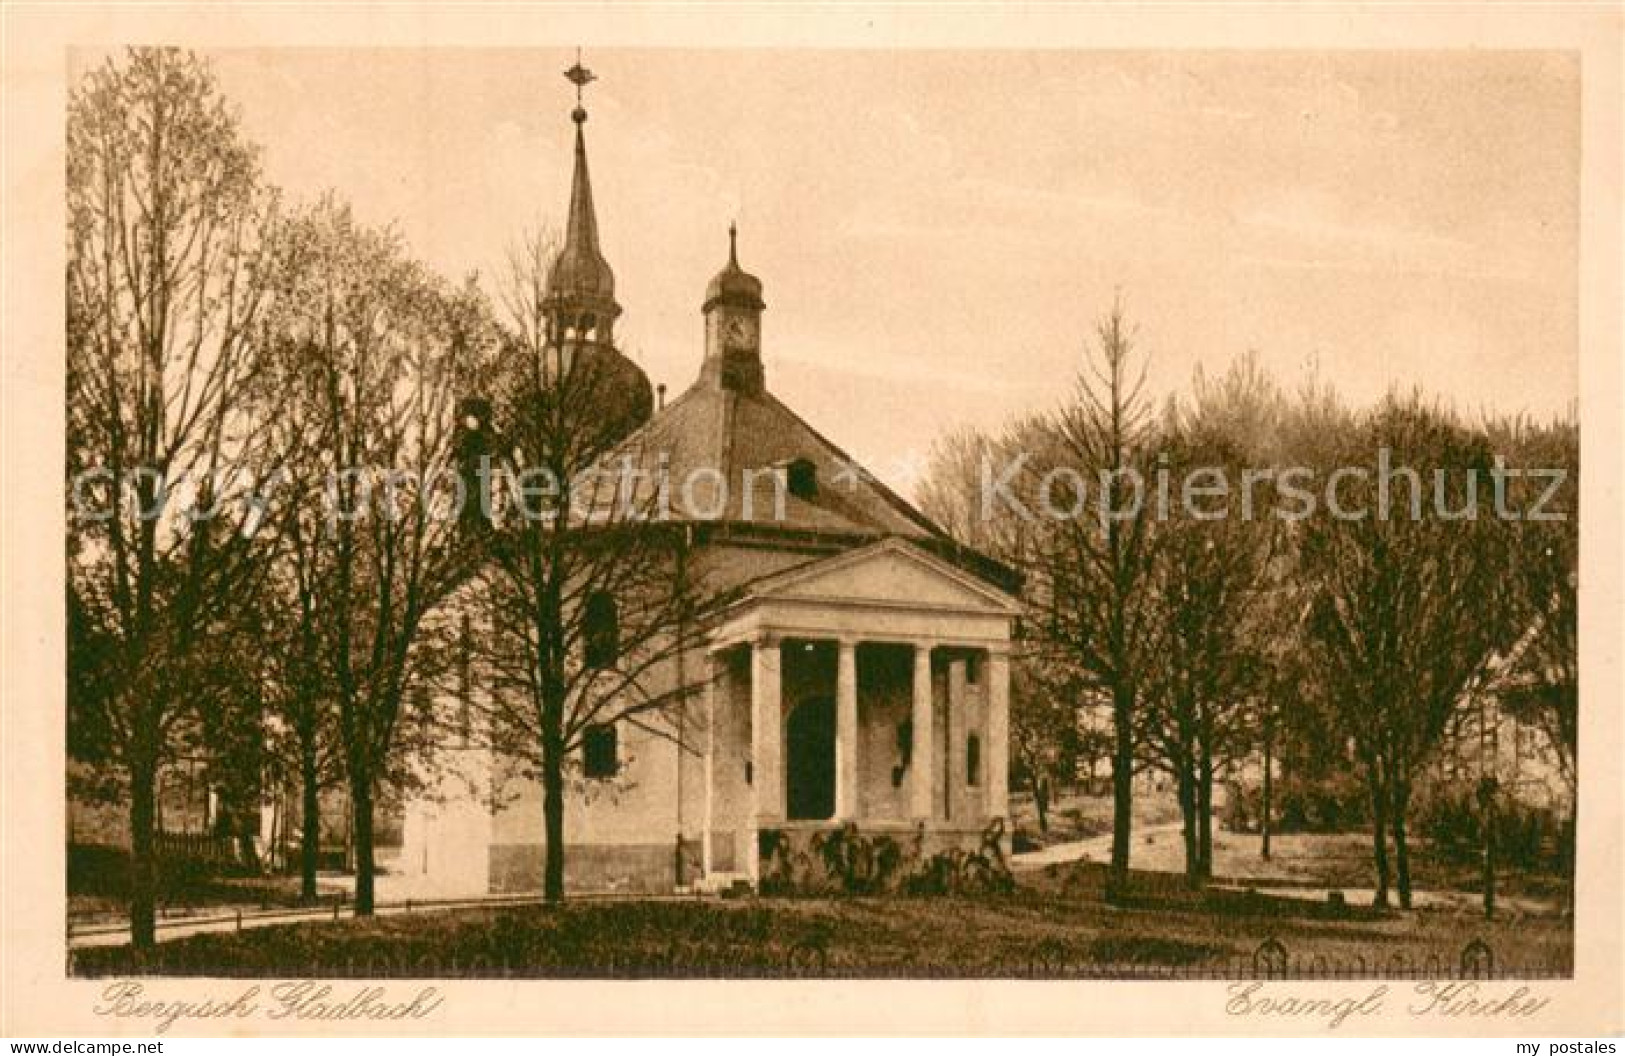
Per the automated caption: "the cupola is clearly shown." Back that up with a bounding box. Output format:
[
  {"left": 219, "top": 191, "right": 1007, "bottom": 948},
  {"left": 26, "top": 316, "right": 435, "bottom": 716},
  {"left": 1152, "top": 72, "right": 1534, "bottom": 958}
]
[{"left": 701, "top": 225, "right": 766, "bottom": 394}]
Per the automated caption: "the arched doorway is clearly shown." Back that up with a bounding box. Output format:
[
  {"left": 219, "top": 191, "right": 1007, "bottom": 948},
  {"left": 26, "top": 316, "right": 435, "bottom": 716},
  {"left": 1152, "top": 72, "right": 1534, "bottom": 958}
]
[{"left": 786, "top": 696, "right": 835, "bottom": 821}]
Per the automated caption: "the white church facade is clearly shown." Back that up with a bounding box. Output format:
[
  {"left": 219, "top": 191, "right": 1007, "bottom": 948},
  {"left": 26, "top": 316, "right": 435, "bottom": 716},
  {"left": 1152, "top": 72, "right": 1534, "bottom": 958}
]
[{"left": 400, "top": 65, "right": 1020, "bottom": 897}]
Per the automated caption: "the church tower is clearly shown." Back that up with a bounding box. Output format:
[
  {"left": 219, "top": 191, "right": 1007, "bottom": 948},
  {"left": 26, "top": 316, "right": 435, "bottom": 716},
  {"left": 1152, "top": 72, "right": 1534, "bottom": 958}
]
[
  {"left": 540, "top": 56, "right": 653, "bottom": 431},
  {"left": 701, "top": 224, "right": 766, "bottom": 394}
]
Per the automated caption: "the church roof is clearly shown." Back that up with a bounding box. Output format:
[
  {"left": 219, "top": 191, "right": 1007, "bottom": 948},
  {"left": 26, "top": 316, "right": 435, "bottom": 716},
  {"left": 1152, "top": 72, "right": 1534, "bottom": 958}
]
[{"left": 610, "top": 375, "right": 943, "bottom": 539}]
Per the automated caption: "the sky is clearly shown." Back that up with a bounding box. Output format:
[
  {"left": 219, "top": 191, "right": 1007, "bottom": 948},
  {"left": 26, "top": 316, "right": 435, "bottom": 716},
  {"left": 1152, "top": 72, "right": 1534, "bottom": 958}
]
[{"left": 75, "top": 48, "right": 1580, "bottom": 496}]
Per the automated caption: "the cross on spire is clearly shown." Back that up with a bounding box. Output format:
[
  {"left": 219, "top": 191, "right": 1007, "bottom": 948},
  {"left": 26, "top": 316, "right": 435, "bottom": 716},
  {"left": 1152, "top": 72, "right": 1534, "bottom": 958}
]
[{"left": 564, "top": 48, "right": 595, "bottom": 120}]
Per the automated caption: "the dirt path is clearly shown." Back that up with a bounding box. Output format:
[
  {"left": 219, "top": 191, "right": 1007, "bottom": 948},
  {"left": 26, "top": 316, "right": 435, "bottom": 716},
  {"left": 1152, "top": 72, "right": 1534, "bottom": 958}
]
[{"left": 1011, "top": 821, "right": 1186, "bottom": 869}]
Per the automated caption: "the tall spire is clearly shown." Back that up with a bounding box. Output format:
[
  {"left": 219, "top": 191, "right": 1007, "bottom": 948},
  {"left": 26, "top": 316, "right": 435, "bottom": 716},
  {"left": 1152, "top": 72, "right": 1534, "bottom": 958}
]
[
  {"left": 563, "top": 112, "right": 602, "bottom": 262},
  {"left": 544, "top": 51, "right": 619, "bottom": 343}
]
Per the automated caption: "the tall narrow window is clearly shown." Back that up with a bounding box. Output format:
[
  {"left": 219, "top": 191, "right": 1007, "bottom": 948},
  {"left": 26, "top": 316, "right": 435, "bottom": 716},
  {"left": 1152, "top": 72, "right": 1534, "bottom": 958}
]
[
  {"left": 786, "top": 458, "right": 818, "bottom": 500},
  {"left": 583, "top": 591, "right": 619, "bottom": 668},
  {"left": 966, "top": 733, "right": 982, "bottom": 787},
  {"left": 458, "top": 612, "right": 473, "bottom": 747},
  {"left": 583, "top": 723, "right": 619, "bottom": 778}
]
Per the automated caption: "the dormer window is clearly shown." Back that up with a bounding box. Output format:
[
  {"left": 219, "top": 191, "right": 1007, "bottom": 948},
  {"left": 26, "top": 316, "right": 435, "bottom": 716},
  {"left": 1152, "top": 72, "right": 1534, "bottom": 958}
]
[{"left": 787, "top": 459, "right": 817, "bottom": 500}]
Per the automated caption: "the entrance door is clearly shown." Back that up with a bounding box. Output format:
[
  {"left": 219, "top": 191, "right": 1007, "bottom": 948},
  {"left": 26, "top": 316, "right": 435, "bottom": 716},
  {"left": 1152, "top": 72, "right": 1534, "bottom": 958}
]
[{"left": 786, "top": 696, "right": 836, "bottom": 821}]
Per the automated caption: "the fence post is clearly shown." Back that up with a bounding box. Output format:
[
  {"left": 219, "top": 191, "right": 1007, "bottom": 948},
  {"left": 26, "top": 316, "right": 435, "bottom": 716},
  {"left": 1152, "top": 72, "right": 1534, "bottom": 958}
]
[{"left": 235, "top": 909, "right": 243, "bottom": 933}]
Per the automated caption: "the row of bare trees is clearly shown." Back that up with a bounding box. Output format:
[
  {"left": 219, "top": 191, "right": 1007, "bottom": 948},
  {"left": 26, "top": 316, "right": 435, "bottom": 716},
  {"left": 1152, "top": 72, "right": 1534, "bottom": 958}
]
[
  {"left": 67, "top": 49, "right": 708, "bottom": 946},
  {"left": 919, "top": 304, "right": 1578, "bottom": 906}
]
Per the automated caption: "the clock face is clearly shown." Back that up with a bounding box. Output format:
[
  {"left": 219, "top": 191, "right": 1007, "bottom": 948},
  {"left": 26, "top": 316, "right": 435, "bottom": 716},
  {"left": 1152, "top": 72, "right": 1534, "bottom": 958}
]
[{"left": 724, "top": 314, "right": 757, "bottom": 348}]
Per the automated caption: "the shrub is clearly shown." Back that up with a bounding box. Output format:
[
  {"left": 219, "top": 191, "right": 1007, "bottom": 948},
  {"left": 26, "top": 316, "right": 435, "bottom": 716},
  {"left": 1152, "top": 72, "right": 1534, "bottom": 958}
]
[
  {"left": 757, "top": 821, "right": 1013, "bottom": 897},
  {"left": 1416, "top": 790, "right": 1562, "bottom": 870},
  {"left": 1223, "top": 774, "right": 1372, "bottom": 835},
  {"left": 811, "top": 823, "right": 905, "bottom": 894}
]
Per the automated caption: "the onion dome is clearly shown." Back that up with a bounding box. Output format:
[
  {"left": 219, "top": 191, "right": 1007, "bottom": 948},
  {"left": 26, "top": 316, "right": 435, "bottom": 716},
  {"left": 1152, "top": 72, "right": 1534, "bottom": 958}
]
[{"left": 703, "top": 224, "right": 765, "bottom": 312}]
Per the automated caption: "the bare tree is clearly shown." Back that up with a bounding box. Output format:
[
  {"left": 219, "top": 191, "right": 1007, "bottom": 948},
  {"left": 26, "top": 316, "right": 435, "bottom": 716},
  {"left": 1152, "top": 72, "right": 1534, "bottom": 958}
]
[
  {"left": 465, "top": 228, "right": 720, "bottom": 902},
  {"left": 1137, "top": 355, "right": 1283, "bottom": 886},
  {"left": 1299, "top": 394, "right": 1516, "bottom": 908},
  {"left": 919, "top": 427, "right": 998, "bottom": 550},
  {"left": 1027, "top": 303, "right": 1160, "bottom": 900},
  {"left": 258, "top": 196, "right": 491, "bottom": 913},
  {"left": 66, "top": 48, "right": 278, "bottom": 947}
]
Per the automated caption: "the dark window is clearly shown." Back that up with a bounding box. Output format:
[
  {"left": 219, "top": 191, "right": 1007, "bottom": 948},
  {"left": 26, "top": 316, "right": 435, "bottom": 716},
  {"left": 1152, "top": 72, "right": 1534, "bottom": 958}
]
[
  {"left": 583, "top": 723, "right": 618, "bottom": 778},
  {"left": 787, "top": 459, "right": 818, "bottom": 500},
  {"left": 583, "top": 591, "right": 619, "bottom": 668},
  {"left": 966, "top": 734, "right": 982, "bottom": 787},
  {"left": 965, "top": 653, "right": 981, "bottom": 686},
  {"left": 458, "top": 612, "right": 473, "bottom": 746}
]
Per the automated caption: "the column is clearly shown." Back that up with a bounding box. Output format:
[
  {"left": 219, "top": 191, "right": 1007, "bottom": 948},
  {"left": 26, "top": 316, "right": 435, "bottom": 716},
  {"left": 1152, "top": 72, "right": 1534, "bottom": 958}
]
[
  {"left": 911, "top": 643, "right": 934, "bottom": 821},
  {"left": 750, "top": 633, "right": 783, "bottom": 829},
  {"left": 986, "top": 648, "right": 1011, "bottom": 822},
  {"left": 835, "top": 638, "right": 859, "bottom": 820},
  {"left": 946, "top": 657, "right": 966, "bottom": 821},
  {"left": 702, "top": 653, "right": 717, "bottom": 879}
]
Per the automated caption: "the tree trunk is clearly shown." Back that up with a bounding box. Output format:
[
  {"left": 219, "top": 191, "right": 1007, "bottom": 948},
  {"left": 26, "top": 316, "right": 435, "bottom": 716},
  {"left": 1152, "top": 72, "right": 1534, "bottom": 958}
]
[
  {"left": 351, "top": 771, "right": 375, "bottom": 915},
  {"left": 1196, "top": 744, "right": 1214, "bottom": 883},
  {"left": 1366, "top": 765, "right": 1391, "bottom": 908},
  {"left": 300, "top": 726, "right": 320, "bottom": 903},
  {"left": 1176, "top": 764, "right": 1199, "bottom": 888},
  {"left": 1260, "top": 715, "right": 1273, "bottom": 861},
  {"left": 129, "top": 748, "right": 159, "bottom": 950},
  {"left": 1030, "top": 774, "right": 1050, "bottom": 834},
  {"left": 1107, "top": 685, "right": 1134, "bottom": 902},
  {"left": 542, "top": 731, "right": 566, "bottom": 903},
  {"left": 1392, "top": 780, "right": 1413, "bottom": 910},
  {"left": 1563, "top": 801, "right": 1577, "bottom": 915}
]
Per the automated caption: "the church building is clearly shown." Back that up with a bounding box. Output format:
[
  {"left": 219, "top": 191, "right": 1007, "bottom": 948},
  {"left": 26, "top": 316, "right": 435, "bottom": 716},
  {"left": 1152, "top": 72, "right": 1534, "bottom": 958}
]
[{"left": 401, "top": 62, "right": 1021, "bottom": 896}]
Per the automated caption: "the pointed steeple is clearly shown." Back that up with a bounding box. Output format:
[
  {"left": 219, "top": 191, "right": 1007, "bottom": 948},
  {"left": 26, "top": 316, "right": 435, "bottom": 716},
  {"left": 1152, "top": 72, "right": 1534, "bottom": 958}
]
[
  {"left": 562, "top": 116, "right": 603, "bottom": 266},
  {"left": 535, "top": 52, "right": 651, "bottom": 433},
  {"left": 544, "top": 55, "right": 620, "bottom": 346}
]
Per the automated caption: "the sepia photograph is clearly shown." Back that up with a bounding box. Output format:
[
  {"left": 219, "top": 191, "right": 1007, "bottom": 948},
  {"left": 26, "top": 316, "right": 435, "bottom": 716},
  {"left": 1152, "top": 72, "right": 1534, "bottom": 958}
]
[{"left": 4, "top": 2, "right": 1622, "bottom": 1042}]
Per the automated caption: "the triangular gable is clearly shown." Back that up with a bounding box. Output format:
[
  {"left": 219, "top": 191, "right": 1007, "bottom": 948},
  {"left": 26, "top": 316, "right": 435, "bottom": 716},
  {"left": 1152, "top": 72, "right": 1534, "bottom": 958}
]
[{"left": 746, "top": 538, "right": 1022, "bottom": 616}]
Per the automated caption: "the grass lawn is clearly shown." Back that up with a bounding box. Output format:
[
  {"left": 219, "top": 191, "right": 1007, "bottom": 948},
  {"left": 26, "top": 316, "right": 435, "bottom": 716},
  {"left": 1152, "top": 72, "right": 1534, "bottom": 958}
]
[
  {"left": 1011, "top": 790, "right": 1568, "bottom": 905},
  {"left": 70, "top": 865, "right": 1571, "bottom": 980},
  {"left": 1102, "top": 829, "right": 1568, "bottom": 904}
]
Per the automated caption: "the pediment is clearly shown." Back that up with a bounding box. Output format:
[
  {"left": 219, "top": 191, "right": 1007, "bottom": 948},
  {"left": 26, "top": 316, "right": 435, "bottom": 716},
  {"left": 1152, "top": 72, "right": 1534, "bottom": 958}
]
[{"left": 749, "top": 538, "right": 1021, "bottom": 616}]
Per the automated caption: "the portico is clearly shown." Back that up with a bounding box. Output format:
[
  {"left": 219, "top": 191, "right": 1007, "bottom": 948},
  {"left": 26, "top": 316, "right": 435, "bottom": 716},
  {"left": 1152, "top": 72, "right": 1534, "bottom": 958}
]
[{"left": 695, "top": 538, "right": 1018, "bottom": 889}]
